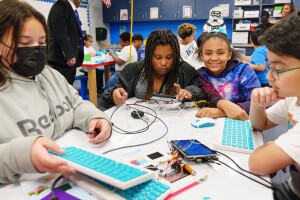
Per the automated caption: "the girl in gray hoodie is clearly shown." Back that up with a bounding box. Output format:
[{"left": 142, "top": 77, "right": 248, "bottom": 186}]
[{"left": 0, "top": 0, "right": 111, "bottom": 184}]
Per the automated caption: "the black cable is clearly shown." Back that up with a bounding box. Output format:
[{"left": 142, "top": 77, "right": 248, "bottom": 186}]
[
  {"left": 211, "top": 152, "right": 287, "bottom": 197},
  {"left": 215, "top": 150, "right": 271, "bottom": 185},
  {"left": 215, "top": 159, "right": 275, "bottom": 190},
  {"left": 112, "top": 116, "right": 150, "bottom": 134},
  {"left": 103, "top": 103, "right": 168, "bottom": 154},
  {"left": 51, "top": 174, "right": 64, "bottom": 200},
  {"left": 110, "top": 103, "right": 157, "bottom": 134}
]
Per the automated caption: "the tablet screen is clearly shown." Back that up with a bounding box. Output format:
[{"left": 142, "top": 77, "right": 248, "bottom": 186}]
[{"left": 171, "top": 139, "right": 216, "bottom": 157}]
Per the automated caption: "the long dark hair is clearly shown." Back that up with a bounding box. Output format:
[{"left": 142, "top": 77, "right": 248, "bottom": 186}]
[
  {"left": 0, "top": 0, "right": 48, "bottom": 89},
  {"left": 142, "top": 30, "right": 181, "bottom": 100}
]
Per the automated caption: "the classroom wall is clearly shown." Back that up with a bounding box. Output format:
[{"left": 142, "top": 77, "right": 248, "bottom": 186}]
[
  {"left": 295, "top": 0, "right": 300, "bottom": 11},
  {"left": 88, "top": 0, "right": 110, "bottom": 50},
  {"left": 25, "top": 0, "right": 90, "bottom": 33},
  {"left": 22, "top": 0, "right": 234, "bottom": 48},
  {"left": 22, "top": 0, "right": 108, "bottom": 51},
  {"left": 108, "top": 19, "right": 233, "bottom": 45}
]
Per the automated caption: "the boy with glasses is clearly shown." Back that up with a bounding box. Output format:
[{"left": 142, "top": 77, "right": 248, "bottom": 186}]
[{"left": 249, "top": 12, "right": 300, "bottom": 200}]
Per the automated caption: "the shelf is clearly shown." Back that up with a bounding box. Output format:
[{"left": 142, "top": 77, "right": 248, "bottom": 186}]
[
  {"left": 233, "top": 30, "right": 253, "bottom": 32},
  {"left": 235, "top": 4, "right": 260, "bottom": 7},
  {"left": 262, "top": 3, "right": 285, "bottom": 6},
  {"left": 234, "top": 18, "right": 259, "bottom": 20},
  {"left": 232, "top": 43, "right": 253, "bottom": 48}
]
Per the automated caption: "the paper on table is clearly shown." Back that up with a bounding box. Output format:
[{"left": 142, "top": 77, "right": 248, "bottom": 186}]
[{"left": 20, "top": 174, "right": 96, "bottom": 200}]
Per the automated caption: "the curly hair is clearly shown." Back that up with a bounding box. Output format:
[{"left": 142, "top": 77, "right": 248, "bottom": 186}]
[
  {"left": 259, "top": 12, "right": 300, "bottom": 60},
  {"left": 178, "top": 23, "right": 196, "bottom": 40}
]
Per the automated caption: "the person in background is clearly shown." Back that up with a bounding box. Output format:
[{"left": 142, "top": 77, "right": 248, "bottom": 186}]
[
  {"left": 132, "top": 34, "right": 145, "bottom": 61},
  {"left": 249, "top": 28, "right": 270, "bottom": 87},
  {"left": 196, "top": 32, "right": 261, "bottom": 120},
  {"left": 281, "top": 3, "right": 295, "bottom": 17},
  {"left": 0, "top": 0, "right": 111, "bottom": 184},
  {"left": 255, "top": 11, "right": 273, "bottom": 30},
  {"left": 178, "top": 23, "right": 197, "bottom": 62},
  {"left": 47, "top": 0, "right": 84, "bottom": 85},
  {"left": 83, "top": 34, "right": 103, "bottom": 93},
  {"left": 105, "top": 32, "right": 137, "bottom": 89},
  {"left": 185, "top": 32, "right": 209, "bottom": 70},
  {"left": 83, "top": 34, "right": 96, "bottom": 57},
  {"left": 99, "top": 30, "right": 205, "bottom": 109},
  {"left": 249, "top": 12, "right": 300, "bottom": 200}
]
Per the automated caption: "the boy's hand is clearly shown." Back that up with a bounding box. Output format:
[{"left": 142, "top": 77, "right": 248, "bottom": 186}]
[
  {"left": 251, "top": 87, "right": 283, "bottom": 107},
  {"left": 67, "top": 57, "right": 76, "bottom": 67},
  {"left": 108, "top": 51, "right": 114, "bottom": 56}
]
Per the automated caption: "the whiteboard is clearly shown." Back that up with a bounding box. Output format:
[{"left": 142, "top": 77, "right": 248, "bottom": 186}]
[{"left": 25, "top": 0, "right": 90, "bottom": 34}]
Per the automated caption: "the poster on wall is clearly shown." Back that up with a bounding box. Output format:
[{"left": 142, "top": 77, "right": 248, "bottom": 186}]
[
  {"left": 219, "top": 4, "right": 230, "bottom": 17},
  {"left": 182, "top": 5, "right": 192, "bottom": 18},
  {"left": 274, "top": 0, "right": 291, "bottom": 3},
  {"left": 120, "top": 9, "right": 128, "bottom": 20},
  {"left": 150, "top": 7, "right": 159, "bottom": 19}
]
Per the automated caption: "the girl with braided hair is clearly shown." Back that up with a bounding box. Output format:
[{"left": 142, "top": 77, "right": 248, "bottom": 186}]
[{"left": 99, "top": 29, "right": 205, "bottom": 109}]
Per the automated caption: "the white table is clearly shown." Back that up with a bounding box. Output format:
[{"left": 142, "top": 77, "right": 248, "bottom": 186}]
[{"left": 0, "top": 98, "right": 273, "bottom": 200}]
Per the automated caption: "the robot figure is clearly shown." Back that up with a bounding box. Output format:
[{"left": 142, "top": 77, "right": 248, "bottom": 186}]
[{"left": 203, "top": 6, "right": 227, "bottom": 34}]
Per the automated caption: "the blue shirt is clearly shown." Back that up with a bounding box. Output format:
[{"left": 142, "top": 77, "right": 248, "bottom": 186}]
[
  {"left": 250, "top": 46, "right": 269, "bottom": 85},
  {"left": 137, "top": 45, "right": 145, "bottom": 61}
]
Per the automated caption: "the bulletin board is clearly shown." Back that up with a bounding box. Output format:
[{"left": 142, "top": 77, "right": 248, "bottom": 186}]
[{"left": 25, "top": 0, "right": 90, "bottom": 34}]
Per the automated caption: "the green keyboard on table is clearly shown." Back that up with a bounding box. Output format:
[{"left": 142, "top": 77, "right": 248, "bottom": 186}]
[{"left": 49, "top": 146, "right": 155, "bottom": 190}]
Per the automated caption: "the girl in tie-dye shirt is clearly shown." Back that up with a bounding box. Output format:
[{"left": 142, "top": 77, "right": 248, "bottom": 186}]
[{"left": 196, "top": 32, "right": 260, "bottom": 120}]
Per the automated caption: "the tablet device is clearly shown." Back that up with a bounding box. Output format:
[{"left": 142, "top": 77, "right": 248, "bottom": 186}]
[{"left": 170, "top": 139, "right": 218, "bottom": 158}]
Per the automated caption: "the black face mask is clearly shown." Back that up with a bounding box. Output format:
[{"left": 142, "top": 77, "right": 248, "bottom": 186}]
[{"left": 10, "top": 46, "right": 47, "bottom": 77}]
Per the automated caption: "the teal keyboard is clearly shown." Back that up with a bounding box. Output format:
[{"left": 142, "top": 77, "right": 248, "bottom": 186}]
[
  {"left": 65, "top": 172, "right": 172, "bottom": 200},
  {"left": 49, "top": 146, "right": 154, "bottom": 190},
  {"left": 214, "top": 118, "right": 263, "bottom": 154}
]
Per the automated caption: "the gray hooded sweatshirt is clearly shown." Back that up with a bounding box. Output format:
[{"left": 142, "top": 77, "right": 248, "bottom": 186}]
[{"left": 0, "top": 66, "right": 111, "bottom": 184}]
